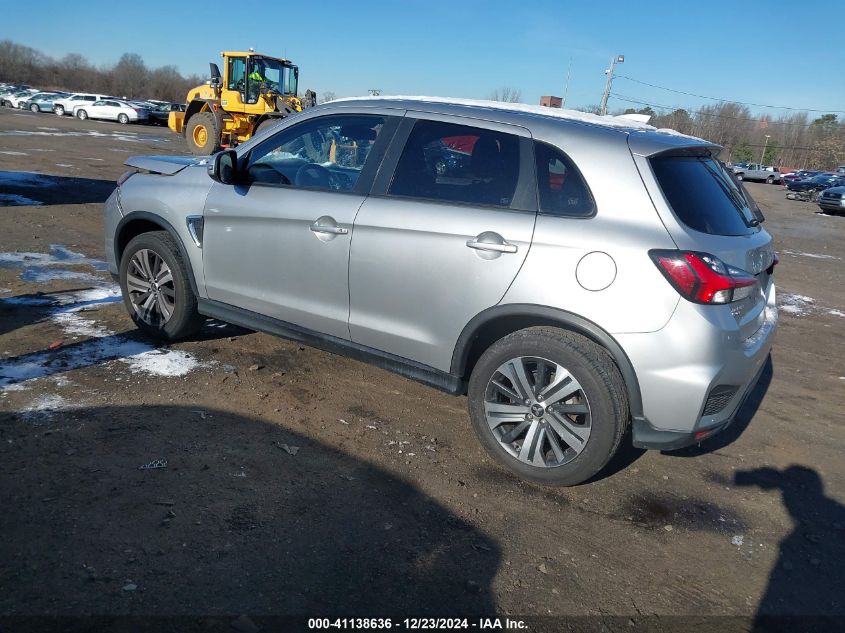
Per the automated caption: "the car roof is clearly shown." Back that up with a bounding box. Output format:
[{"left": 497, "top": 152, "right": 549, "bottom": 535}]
[{"left": 328, "top": 95, "right": 715, "bottom": 155}]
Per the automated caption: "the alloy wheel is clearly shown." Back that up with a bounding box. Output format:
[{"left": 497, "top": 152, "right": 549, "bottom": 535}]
[
  {"left": 125, "top": 248, "right": 176, "bottom": 326},
  {"left": 484, "top": 356, "right": 591, "bottom": 468}
]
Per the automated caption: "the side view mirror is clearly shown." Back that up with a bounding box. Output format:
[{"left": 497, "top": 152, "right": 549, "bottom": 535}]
[{"left": 208, "top": 149, "right": 238, "bottom": 185}]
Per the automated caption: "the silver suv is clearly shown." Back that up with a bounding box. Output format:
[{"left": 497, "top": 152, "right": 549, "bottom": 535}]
[{"left": 103, "top": 97, "right": 778, "bottom": 486}]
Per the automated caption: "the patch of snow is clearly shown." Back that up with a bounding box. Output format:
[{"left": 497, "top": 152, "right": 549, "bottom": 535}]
[
  {"left": 20, "top": 394, "right": 67, "bottom": 422},
  {"left": 55, "top": 163, "right": 73, "bottom": 168},
  {"left": 122, "top": 349, "right": 206, "bottom": 376},
  {"left": 781, "top": 249, "right": 840, "bottom": 260},
  {"left": 0, "top": 244, "right": 101, "bottom": 270},
  {"left": 0, "top": 194, "right": 43, "bottom": 206},
  {"left": 0, "top": 287, "right": 10, "bottom": 293},
  {"left": 0, "top": 151, "right": 27, "bottom": 156},
  {"left": 731, "top": 535, "right": 744, "bottom": 547},
  {"left": 829, "top": 309, "right": 845, "bottom": 318},
  {"left": 2, "top": 382, "right": 31, "bottom": 392},
  {"left": 0, "top": 254, "right": 209, "bottom": 387},
  {"left": 20, "top": 268, "right": 100, "bottom": 283},
  {"left": 778, "top": 293, "right": 815, "bottom": 316},
  {"left": 0, "top": 129, "right": 167, "bottom": 143}
]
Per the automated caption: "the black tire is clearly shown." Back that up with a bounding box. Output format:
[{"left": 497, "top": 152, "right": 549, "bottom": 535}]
[
  {"left": 30, "top": 104, "right": 39, "bottom": 113},
  {"left": 468, "top": 327, "right": 629, "bottom": 486},
  {"left": 76, "top": 109, "right": 88, "bottom": 120},
  {"left": 119, "top": 231, "right": 204, "bottom": 340},
  {"left": 766, "top": 176, "right": 774, "bottom": 184},
  {"left": 735, "top": 173, "right": 744, "bottom": 181},
  {"left": 253, "top": 117, "right": 280, "bottom": 136},
  {"left": 117, "top": 113, "right": 129, "bottom": 124},
  {"left": 185, "top": 112, "right": 221, "bottom": 156}
]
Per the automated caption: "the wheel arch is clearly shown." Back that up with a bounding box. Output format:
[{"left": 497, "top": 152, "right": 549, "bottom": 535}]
[
  {"left": 114, "top": 211, "right": 200, "bottom": 297},
  {"left": 450, "top": 304, "right": 643, "bottom": 417},
  {"left": 184, "top": 99, "right": 223, "bottom": 137}
]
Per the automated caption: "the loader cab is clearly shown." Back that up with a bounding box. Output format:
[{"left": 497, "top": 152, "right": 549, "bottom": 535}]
[{"left": 221, "top": 51, "right": 299, "bottom": 109}]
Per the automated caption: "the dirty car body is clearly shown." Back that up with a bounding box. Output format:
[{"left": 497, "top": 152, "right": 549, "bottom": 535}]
[{"left": 104, "top": 97, "right": 777, "bottom": 485}]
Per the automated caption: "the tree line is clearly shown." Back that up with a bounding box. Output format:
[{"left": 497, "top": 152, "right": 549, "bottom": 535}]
[
  {"left": 0, "top": 40, "right": 203, "bottom": 103},
  {"left": 622, "top": 102, "right": 844, "bottom": 171}
]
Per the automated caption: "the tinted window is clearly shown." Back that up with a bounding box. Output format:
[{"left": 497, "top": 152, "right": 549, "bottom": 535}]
[
  {"left": 245, "top": 114, "right": 386, "bottom": 192},
  {"left": 534, "top": 142, "right": 594, "bottom": 217},
  {"left": 651, "top": 155, "right": 757, "bottom": 236},
  {"left": 389, "top": 120, "right": 519, "bottom": 207}
]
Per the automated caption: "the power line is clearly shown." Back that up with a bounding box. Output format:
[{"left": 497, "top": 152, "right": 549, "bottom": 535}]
[
  {"left": 615, "top": 74, "right": 845, "bottom": 114},
  {"left": 610, "top": 93, "right": 825, "bottom": 128}
]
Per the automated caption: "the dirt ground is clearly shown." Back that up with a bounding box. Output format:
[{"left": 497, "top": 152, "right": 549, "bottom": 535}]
[{"left": 1, "top": 107, "right": 844, "bottom": 631}]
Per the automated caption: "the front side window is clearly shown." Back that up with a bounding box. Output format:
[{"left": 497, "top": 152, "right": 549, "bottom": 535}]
[
  {"left": 534, "top": 142, "right": 595, "bottom": 217},
  {"left": 227, "top": 57, "right": 246, "bottom": 91},
  {"left": 244, "top": 115, "right": 386, "bottom": 192},
  {"left": 389, "top": 119, "right": 519, "bottom": 207}
]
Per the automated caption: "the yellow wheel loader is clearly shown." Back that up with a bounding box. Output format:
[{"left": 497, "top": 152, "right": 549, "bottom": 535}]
[{"left": 169, "top": 50, "right": 317, "bottom": 155}]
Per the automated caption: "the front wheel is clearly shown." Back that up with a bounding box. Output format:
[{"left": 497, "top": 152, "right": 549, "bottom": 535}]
[
  {"left": 76, "top": 109, "right": 88, "bottom": 120},
  {"left": 468, "top": 327, "right": 629, "bottom": 486},
  {"left": 185, "top": 112, "right": 221, "bottom": 155},
  {"left": 735, "top": 173, "right": 744, "bottom": 181},
  {"left": 54, "top": 105, "right": 65, "bottom": 116},
  {"left": 117, "top": 113, "right": 129, "bottom": 124},
  {"left": 119, "top": 231, "right": 204, "bottom": 340}
]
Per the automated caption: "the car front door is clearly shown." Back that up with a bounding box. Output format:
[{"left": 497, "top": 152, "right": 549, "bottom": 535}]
[
  {"left": 202, "top": 111, "right": 399, "bottom": 339},
  {"left": 348, "top": 116, "right": 537, "bottom": 371}
]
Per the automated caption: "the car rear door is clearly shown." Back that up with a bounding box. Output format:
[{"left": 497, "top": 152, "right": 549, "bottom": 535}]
[
  {"left": 347, "top": 115, "right": 537, "bottom": 371},
  {"left": 202, "top": 111, "right": 400, "bottom": 339}
]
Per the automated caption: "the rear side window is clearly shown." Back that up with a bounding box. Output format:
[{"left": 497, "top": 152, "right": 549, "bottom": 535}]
[
  {"left": 534, "top": 141, "right": 595, "bottom": 217},
  {"left": 389, "top": 119, "right": 519, "bottom": 207},
  {"left": 650, "top": 155, "right": 757, "bottom": 236}
]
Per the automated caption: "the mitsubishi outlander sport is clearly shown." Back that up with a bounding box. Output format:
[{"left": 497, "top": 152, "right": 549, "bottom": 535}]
[{"left": 104, "top": 97, "right": 777, "bottom": 486}]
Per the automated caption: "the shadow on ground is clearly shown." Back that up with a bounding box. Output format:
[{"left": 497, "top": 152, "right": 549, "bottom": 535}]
[
  {"left": 735, "top": 465, "right": 845, "bottom": 631},
  {"left": 0, "top": 171, "right": 115, "bottom": 206},
  {"left": 0, "top": 405, "right": 500, "bottom": 617}
]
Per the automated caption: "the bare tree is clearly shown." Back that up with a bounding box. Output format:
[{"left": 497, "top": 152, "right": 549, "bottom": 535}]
[
  {"left": 320, "top": 91, "right": 337, "bottom": 104},
  {"left": 488, "top": 87, "right": 522, "bottom": 103}
]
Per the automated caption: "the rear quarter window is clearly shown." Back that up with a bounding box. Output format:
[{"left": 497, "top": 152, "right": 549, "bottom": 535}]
[{"left": 650, "top": 155, "right": 757, "bottom": 236}]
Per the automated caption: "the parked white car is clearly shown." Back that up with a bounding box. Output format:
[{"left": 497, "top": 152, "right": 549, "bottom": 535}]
[
  {"left": 1, "top": 89, "right": 38, "bottom": 108},
  {"left": 75, "top": 99, "right": 149, "bottom": 124},
  {"left": 53, "top": 93, "right": 112, "bottom": 117}
]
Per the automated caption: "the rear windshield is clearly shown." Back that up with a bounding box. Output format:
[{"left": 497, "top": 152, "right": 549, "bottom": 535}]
[{"left": 651, "top": 155, "right": 758, "bottom": 236}]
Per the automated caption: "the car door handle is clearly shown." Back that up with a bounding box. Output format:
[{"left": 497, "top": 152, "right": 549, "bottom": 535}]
[
  {"left": 310, "top": 223, "right": 348, "bottom": 235},
  {"left": 466, "top": 238, "right": 518, "bottom": 254}
]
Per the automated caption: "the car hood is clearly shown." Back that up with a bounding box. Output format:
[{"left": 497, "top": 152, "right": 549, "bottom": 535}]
[{"left": 124, "top": 155, "right": 205, "bottom": 175}]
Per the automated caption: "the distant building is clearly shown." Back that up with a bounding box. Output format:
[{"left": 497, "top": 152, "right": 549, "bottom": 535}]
[{"left": 540, "top": 96, "right": 562, "bottom": 108}]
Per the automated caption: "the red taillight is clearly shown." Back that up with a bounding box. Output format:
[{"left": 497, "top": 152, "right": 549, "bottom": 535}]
[
  {"left": 650, "top": 250, "right": 758, "bottom": 304},
  {"left": 116, "top": 170, "right": 135, "bottom": 186}
]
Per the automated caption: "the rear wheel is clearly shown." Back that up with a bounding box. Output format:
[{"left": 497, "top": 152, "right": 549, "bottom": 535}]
[
  {"left": 117, "top": 113, "right": 129, "bottom": 124},
  {"left": 766, "top": 175, "right": 774, "bottom": 184},
  {"left": 30, "top": 104, "right": 39, "bottom": 113},
  {"left": 119, "top": 231, "right": 204, "bottom": 340},
  {"left": 76, "top": 109, "right": 88, "bottom": 120},
  {"left": 186, "top": 112, "right": 221, "bottom": 155},
  {"left": 468, "top": 327, "right": 629, "bottom": 486}
]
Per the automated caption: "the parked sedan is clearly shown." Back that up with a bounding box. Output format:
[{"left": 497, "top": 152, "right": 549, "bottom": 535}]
[
  {"left": 781, "top": 170, "right": 821, "bottom": 184},
  {"left": 21, "top": 92, "right": 66, "bottom": 113},
  {"left": 148, "top": 102, "right": 186, "bottom": 126},
  {"left": 786, "top": 174, "right": 845, "bottom": 201},
  {"left": 75, "top": 99, "right": 149, "bottom": 124},
  {"left": 818, "top": 186, "right": 845, "bottom": 215},
  {"left": 1, "top": 89, "right": 38, "bottom": 108}
]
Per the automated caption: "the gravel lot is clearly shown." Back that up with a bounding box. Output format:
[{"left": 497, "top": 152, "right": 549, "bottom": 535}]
[{"left": 1, "top": 107, "right": 844, "bottom": 629}]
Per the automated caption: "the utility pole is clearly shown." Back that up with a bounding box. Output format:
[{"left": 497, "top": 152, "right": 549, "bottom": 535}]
[
  {"left": 562, "top": 57, "right": 572, "bottom": 109},
  {"left": 760, "top": 134, "right": 771, "bottom": 164},
  {"left": 599, "top": 54, "right": 624, "bottom": 116}
]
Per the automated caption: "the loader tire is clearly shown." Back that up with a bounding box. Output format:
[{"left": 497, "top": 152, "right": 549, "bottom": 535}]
[{"left": 186, "top": 112, "right": 221, "bottom": 156}]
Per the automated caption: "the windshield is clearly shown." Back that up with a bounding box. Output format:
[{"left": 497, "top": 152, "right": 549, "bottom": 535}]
[
  {"left": 811, "top": 175, "right": 835, "bottom": 184},
  {"left": 253, "top": 57, "right": 297, "bottom": 95}
]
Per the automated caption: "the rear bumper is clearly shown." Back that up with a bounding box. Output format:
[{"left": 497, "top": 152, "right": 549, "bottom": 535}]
[
  {"left": 632, "top": 353, "right": 769, "bottom": 450},
  {"left": 620, "top": 281, "right": 777, "bottom": 442}
]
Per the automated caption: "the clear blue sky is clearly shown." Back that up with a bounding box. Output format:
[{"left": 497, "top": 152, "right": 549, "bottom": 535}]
[{"left": 4, "top": 0, "right": 843, "bottom": 117}]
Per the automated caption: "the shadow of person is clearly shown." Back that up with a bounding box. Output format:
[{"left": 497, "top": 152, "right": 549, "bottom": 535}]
[
  {"left": 735, "top": 466, "right": 845, "bottom": 632},
  {"left": 668, "top": 354, "right": 773, "bottom": 458},
  {"left": 0, "top": 405, "right": 500, "bottom": 621}
]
